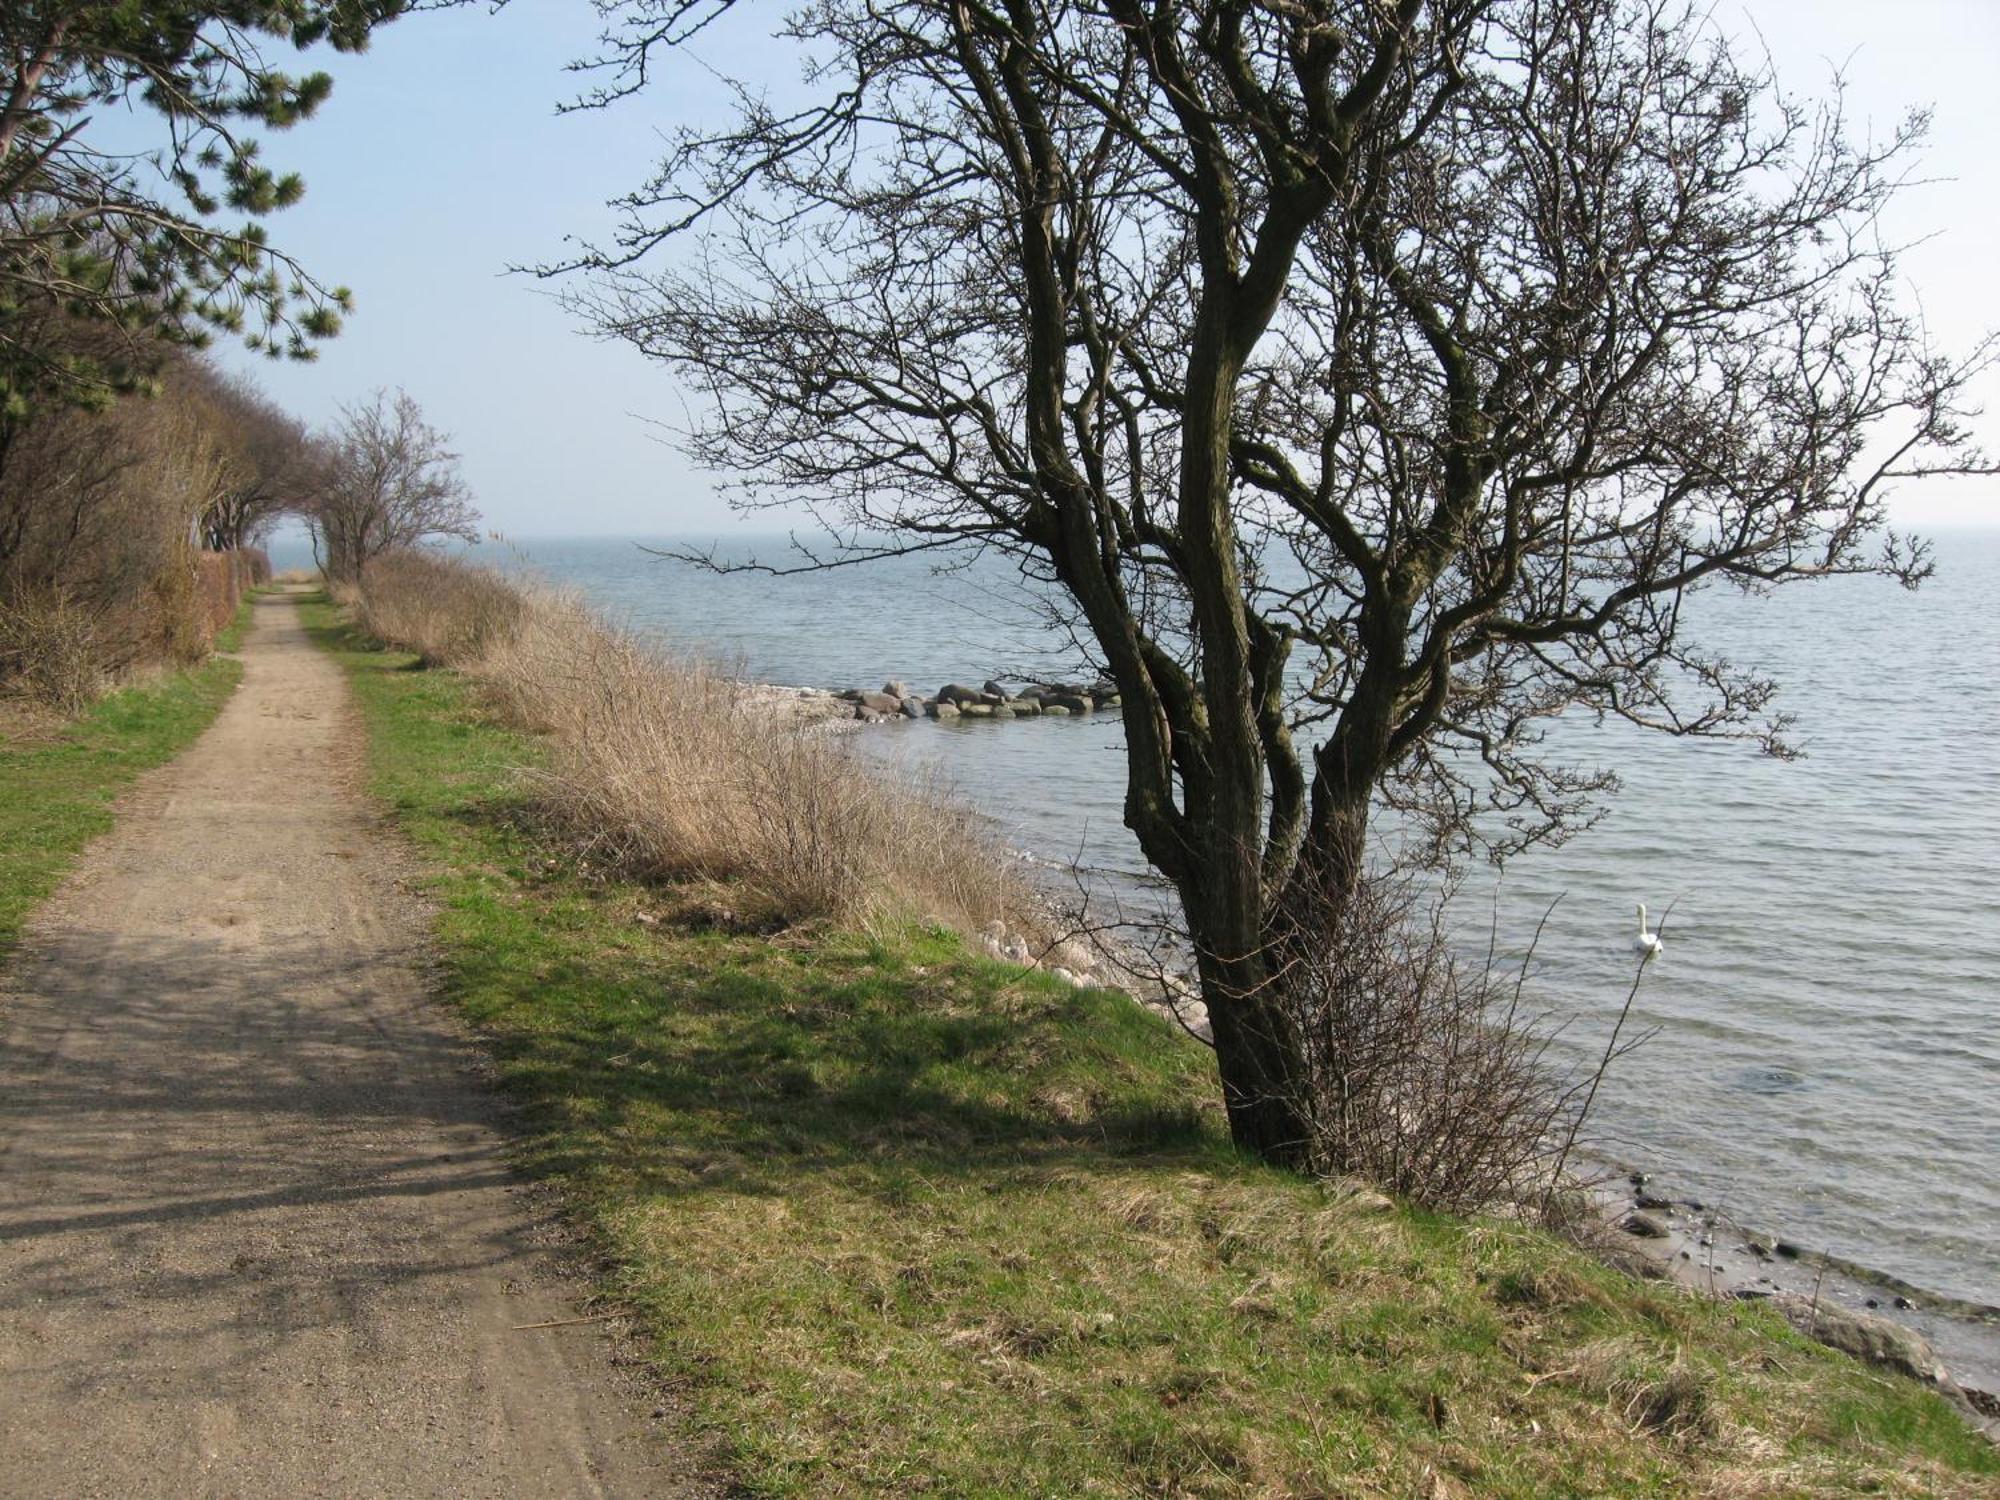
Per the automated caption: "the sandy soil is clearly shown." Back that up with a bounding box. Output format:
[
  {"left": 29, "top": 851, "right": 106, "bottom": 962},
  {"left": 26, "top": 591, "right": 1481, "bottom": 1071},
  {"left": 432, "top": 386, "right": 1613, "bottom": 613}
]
[{"left": 0, "top": 592, "right": 707, "bottom": 1498}]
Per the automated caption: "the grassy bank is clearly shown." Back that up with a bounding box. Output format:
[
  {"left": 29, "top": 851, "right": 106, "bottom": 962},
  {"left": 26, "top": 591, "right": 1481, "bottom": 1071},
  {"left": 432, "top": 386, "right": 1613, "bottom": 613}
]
[
  {"left": 302, "top": 588, "right": 1998, "bottom": 1498},
  {"left": 0, "top": 598, "right": 250, "bottom": 959}
]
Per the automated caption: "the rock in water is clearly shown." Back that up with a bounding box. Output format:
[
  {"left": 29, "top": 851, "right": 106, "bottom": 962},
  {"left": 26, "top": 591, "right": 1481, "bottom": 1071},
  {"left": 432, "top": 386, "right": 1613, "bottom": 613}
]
[
  {"left": 900, "top": 698, "right": 925, "bottom": 718},
  {"left": 883, "top": 680, "right": 908, "bottom": 698},
  {"left": 926, "top": 700, "right": 960, "bottom": 720},
  {"left": 857, "top": 691, "right": 901, "bottom": 715}
]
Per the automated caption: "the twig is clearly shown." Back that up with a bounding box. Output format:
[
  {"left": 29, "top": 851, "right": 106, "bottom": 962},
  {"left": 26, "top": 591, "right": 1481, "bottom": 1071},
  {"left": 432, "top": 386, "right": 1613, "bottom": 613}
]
[{"left": 511, "top": 1311, "right": 625, "bottom": 1331}]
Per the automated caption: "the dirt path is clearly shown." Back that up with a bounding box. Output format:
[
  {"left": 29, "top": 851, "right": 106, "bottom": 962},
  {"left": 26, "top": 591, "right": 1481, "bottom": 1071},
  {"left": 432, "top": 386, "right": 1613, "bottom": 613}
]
[{"left": 0, "top": 592, "right": 701, "bottom": 1498}]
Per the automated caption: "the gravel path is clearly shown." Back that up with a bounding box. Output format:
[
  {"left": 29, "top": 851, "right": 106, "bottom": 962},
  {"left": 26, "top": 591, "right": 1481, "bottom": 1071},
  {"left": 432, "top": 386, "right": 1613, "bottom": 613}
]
[{"left": 0, "top": 592, "right": 701, "bottom": 1498}]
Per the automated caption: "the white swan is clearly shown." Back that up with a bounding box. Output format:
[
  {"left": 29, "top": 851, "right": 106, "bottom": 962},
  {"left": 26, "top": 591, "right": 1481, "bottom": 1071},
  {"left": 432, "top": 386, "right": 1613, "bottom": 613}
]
[{"left": 1634, "top": 903, "right": 1665, "bottom": 962}]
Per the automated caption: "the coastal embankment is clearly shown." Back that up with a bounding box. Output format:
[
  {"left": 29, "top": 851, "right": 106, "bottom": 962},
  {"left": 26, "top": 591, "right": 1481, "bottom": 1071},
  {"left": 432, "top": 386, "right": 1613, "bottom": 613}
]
[{"left": 301, "top": 553, "right": 1997, "bottom": 1493}]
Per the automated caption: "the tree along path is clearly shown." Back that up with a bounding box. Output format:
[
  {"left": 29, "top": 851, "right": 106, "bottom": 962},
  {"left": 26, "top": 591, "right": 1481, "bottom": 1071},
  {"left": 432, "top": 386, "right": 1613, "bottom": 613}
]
[{"left": 0, "top": 592, "right": 702, "bottom": 1498}]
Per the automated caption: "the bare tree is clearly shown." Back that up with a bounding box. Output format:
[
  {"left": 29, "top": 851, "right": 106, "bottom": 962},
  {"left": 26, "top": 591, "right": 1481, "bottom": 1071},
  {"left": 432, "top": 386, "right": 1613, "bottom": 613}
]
[
  {"left": 187, "top": 366, "right": 323, "bottom": 552},
  {"left": 554, "top": 0, "right": 1994, "bottom": 1165},
  {"left": 310, "top": 390, "right": 479, "bottom": 583}
]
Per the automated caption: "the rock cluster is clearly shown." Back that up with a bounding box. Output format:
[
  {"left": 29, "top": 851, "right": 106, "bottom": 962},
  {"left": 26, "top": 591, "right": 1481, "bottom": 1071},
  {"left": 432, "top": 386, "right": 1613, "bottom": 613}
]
[
  {"left": 834, "top": 678, "right": 1123, "bottom": 723},
  {"left": 976, "top": 921, "right": 1107, "bottom": 989},
  {"left": 972, "top": 920, "right": 1214, "bottom": 1041}
]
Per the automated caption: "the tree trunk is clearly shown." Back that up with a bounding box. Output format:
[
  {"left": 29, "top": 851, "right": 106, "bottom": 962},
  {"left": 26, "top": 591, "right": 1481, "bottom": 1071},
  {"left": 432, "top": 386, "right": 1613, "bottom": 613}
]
[{"left": 1181, "top": 875, "right": 1317, "bottom": 1169}]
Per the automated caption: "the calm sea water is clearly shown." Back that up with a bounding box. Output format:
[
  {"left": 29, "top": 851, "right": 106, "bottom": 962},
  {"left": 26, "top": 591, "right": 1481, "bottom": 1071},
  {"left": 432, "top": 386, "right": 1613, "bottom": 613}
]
[{"left": 364, "top": 529, "right": 1998, "bottom": 1310}]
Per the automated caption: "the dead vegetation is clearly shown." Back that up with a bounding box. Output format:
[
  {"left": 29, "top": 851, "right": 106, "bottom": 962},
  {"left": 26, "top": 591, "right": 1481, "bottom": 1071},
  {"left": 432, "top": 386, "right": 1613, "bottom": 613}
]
[{"left": 352, "top": 548, "right": 1035, "bottom": 933}]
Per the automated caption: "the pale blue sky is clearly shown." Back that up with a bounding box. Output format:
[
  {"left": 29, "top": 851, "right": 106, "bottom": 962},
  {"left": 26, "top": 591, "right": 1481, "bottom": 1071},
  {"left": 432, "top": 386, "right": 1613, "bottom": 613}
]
[{"left": 219, "top": 0, "right": 2000, "bottom": 538}]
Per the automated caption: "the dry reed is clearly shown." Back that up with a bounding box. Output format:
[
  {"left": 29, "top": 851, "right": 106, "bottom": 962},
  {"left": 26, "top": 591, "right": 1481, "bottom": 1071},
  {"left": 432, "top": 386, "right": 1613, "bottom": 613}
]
[{"left": 355, "top": 549, "right": 1032, "bottom": 933}]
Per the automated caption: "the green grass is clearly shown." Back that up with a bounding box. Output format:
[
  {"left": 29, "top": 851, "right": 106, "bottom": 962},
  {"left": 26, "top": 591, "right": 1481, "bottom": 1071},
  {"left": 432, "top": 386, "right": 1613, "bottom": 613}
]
[
  {"left": 0, "top": 606, "right": 249, "bottom": 960},
  {"left": 305, "top": 592, "right": 1998, "bottom": 1499}
]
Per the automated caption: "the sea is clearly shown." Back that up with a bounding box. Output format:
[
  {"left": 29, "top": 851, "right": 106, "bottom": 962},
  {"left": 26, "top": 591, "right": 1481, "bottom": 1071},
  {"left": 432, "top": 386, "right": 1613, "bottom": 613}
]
[{"left": 282, "top": 527, "right": 2000, "bottom": 1317}]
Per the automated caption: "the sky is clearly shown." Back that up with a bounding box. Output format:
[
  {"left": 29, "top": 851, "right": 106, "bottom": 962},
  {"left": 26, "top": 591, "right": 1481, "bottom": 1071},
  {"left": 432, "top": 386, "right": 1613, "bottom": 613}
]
[{"left": 207, "top": 0, "right": 2000, "bottom": 539}]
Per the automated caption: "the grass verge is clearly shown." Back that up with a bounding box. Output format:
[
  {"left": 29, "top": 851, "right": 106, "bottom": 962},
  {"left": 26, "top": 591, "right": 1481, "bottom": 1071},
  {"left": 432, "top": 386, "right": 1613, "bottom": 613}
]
[
  {"left": 305, "top": 592, "right": 1997, "bottom": 1499},
  {"left": 0, "top": 600, "right": 249, "bottom": 960}
]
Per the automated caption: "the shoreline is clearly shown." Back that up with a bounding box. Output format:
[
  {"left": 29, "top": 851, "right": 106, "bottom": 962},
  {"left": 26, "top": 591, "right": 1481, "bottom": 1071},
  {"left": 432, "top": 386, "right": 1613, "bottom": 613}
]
[
  {"left": 1594, "top": 1172, "right": 2000, "bottom": 1425},
  {"left": 749, "top": 665, "right": 2000, "bottom": 1423}
]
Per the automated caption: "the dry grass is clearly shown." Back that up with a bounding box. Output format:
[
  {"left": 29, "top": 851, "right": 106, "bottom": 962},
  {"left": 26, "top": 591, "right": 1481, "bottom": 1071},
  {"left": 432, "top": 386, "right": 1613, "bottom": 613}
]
[
  {"left": 355, "top": 550, "right": 526, "bottom": 669},
  {"left": 353, "top": 549, "right": 1034, "bottom": 933}
]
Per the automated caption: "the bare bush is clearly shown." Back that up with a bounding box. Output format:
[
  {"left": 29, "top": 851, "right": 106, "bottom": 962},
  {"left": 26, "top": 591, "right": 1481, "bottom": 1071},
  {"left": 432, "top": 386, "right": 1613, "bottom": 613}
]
[
  {"left": 357, "top": 553, "right": 1033, "bottom": 933},
  {"left": 1266, "top": 874, "right": 1583, "bottom": 1215},
  {"left": 0, "top": 590, "right": 106, "bottom": 713}
]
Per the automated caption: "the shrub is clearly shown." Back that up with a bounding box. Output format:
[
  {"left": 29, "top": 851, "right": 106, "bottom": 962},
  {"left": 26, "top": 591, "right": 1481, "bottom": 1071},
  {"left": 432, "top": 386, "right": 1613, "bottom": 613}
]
[
  {"left": 0, "top": 591, "right": 105, "bottom": 714},
  {"left": 1271, "top": 873, "right": 1583, "bottom": 1215}
]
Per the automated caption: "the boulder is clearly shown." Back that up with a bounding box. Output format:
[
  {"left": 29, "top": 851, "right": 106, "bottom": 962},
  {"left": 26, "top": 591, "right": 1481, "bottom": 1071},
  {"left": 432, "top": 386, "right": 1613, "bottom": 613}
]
[
  {"left": 926, "top": 700, "right": 961, "bottom": 720},
  {"left": 959, "top": 702, "right": 994, "bottom": 718},
  {"left": 1050, "top": 693, "right": 1093, "bottom": 713},
  {"left": 990, "top": 702, "right": 1016, "bottom": 719},
  {"left": 883, "top": 680, "right": 908, "bottom": 698},
  {"left": 1620, "top": 1211, "right": 1670, "bottom": 1239},
  {"left": 1769, "top": 1294, "right": 1954, "bottom": 1387},
  {"left": 900, "top": 698, "right": 925, "bottom": 718},
  {"left": 937, "top": 683, "right": 981, "bottom": 704},
  {"left": 857, "top": 691, "right": 901, "bottom": 715},
  {"left": 1008, "top": 697, "right": 1041, "bottom": 716},
  {"left": 1042, "top": 704, "right": 1071, "bottom": 716},
  {"left": 1016, "top": 684, "right": 1049, "bottom": 702}
]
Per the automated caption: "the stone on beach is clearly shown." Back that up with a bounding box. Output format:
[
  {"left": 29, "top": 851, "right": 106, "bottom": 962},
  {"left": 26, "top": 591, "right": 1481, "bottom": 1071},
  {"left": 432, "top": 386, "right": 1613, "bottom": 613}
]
[{"left": 1769, "top": 1294, "right": 1955, "bottom": 1389}]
